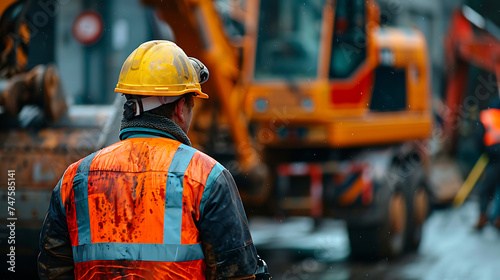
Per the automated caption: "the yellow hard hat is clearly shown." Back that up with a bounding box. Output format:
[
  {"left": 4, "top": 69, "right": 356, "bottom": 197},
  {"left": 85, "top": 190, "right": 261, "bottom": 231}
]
[{"left": 115, "top": 40, "right": 208, "bottom": 98}]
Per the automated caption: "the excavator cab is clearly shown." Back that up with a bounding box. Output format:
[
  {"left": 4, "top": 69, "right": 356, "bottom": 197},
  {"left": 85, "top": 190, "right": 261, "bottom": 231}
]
[
  {"left": 240, "top": 0, "right": 432, "bottom": 259},
  {"left": 244, "top": 0, "right": 429, "bottom": 147},
  {"left": 254, "top": 0, "right": 367, "bottom": 81}
]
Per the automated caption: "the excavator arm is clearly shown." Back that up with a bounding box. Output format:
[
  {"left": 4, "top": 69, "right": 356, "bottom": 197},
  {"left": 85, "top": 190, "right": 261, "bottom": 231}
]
[{"left": 141, "top": 0, "right": 269, "bottom": 202}]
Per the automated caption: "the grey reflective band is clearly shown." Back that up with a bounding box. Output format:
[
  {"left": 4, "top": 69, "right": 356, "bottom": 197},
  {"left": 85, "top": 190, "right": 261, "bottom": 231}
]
[
  {"left": 72, "top": 242, "right": 204, "bottom": 263},
  {"left": 73, "top": 151, "right": 99, "bottom": 245},
  {"left": 164, "top": 144, "right": 196, "bottom": 244}
]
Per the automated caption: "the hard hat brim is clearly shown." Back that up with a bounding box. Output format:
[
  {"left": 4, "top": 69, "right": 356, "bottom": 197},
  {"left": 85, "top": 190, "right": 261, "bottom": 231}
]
[{"left": 115, "top": 87, "right": 209, "bottom": 99}]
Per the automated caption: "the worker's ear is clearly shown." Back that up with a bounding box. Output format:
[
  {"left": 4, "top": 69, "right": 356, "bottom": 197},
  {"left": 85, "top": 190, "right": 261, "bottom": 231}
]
[{"left": 174, "top": 97, "right": 186, "bottom": 122}]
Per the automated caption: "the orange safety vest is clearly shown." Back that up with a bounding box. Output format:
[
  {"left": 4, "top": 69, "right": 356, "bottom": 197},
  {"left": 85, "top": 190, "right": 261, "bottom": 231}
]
[
  {"left": 480, "top": 108, "right": 500, "bottom": 147},
  {"left": 58, "top": 135, "right": 224, "bottom": 279}
]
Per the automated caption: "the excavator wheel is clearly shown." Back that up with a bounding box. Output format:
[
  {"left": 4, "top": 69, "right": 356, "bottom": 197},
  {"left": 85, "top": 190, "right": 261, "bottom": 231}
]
[
  {"left": 403, "top": 167, "right": 430, "bottom": 252},
  {"left": 348, "top": 186, "right": 408, "bottom": 260}
]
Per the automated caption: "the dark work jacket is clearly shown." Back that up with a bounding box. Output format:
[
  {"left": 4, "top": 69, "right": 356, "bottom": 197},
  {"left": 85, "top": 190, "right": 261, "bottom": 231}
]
[{"left": 38, "top": 114, "right": 257, "bottom": 279}]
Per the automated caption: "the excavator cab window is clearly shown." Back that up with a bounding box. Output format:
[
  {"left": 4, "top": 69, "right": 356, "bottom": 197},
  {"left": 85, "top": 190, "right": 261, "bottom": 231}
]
[
  {"left": 329, "top": 0, "right": 366, "bottom": 79},
  {"left": 254, "top": 0, "right": 324, "bottom": 80}
]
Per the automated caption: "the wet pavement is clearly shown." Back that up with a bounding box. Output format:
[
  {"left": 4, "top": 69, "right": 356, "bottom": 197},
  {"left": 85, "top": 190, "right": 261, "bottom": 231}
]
[{"left": 251, "top": 200, "right": 500, "bottom": 280}]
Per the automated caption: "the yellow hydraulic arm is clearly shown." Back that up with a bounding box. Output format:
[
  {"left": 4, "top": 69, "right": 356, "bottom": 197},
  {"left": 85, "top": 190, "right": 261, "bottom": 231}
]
[{"left": 141, "top": 0, "right": 269, "bottom": 201}]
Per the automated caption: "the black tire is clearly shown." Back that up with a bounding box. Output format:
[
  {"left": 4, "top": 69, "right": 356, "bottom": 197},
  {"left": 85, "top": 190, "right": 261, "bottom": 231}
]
[
  {"left": 404, "top": 179, "right": 430, "bottom": 252},
  {"left": 348, "top": 188, "right": 407, "bottom": 260}
]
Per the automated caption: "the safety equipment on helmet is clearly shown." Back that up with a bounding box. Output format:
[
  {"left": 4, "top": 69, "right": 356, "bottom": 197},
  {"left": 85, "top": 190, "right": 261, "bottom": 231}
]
[
  {"left": 189, "top": 57, "right": 209, "bottom": 84},
  {"left": 115, "top": 40, "right": 209, "bottom": 98}
]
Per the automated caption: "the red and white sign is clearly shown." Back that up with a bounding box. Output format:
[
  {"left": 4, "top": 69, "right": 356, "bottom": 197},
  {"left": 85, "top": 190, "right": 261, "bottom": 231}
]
[{"left": 72, "top": 11, "right": 104, "bottom": 45}]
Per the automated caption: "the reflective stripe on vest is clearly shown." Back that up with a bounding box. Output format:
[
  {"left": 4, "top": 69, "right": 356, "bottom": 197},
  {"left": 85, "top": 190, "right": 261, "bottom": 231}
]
[
  {"left": 164, "top": 144, "right": 196, "bottom": 244},
  {"left": 481, "top": 109, "right": 500, "bottom": 146},
  {"left": 73, "top": 151, "right": 98, "bottom": 245},
  {"left": 70, "top": 143, "right": 205, "bottom": 263},
  {"left": 72, "top": 242, "right": 204, "bottom": 263}
]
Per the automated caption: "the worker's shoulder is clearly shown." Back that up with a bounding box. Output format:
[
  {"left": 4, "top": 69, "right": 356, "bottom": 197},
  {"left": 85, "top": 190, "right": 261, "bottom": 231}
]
[
  {"left": 60, "top": 151, "right": 92, "bottom": 181},
  {"left": 178, "top": 144, "right": 227, "bottom": 180},
  {"left": 96, "top": 136, "right": 181, "bottom": 157},
  {"left": 180, "top": 144, "right": 223, "bottom": 168}
]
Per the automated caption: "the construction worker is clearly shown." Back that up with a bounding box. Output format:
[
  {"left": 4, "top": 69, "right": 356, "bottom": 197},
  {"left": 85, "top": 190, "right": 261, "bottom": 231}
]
[
  {"left": 475, "top": 98, "right": 500, "bottom": 230},
  {"left": 38, "top": 40, "right": 270, "bottom": 279}
]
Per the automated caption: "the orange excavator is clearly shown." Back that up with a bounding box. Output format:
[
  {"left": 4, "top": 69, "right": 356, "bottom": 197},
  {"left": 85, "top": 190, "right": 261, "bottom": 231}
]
[{"left": 143, "top": 0, "right": 433, "bottom": 259}]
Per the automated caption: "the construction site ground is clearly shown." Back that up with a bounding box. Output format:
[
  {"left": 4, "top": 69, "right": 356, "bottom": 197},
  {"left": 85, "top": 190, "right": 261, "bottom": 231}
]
[{"left": 252, "top": 199, "right": 500, "bottom": 280}]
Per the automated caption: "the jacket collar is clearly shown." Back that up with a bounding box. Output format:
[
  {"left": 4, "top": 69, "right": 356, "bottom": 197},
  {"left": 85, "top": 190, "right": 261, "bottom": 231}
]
[{"left": 119, "top": 113, "right": 192, "bottom": 146}]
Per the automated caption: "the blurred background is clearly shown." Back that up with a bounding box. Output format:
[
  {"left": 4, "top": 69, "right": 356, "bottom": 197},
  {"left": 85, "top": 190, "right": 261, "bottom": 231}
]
[{"left": 1, "top": 0, "right": 500, "bottom": 279}]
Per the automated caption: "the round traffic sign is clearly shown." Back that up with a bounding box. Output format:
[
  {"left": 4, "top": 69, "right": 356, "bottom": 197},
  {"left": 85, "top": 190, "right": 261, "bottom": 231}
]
[{"left": 72, "top": 11, "right": 104, "bottom": 45}]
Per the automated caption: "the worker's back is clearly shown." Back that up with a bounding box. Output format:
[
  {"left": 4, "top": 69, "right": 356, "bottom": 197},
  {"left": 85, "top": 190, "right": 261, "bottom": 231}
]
[
  {"left": 38, "top": 40, "right": 260, "bottom": 280},
  {"left": 39, "top": 131, "right": 258, "bottom": 279},
  {"left": 58, "top": 136, "right": 218, "bottom": 278}
]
